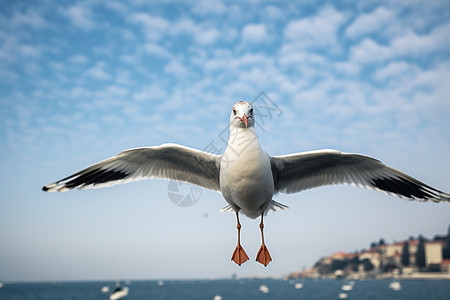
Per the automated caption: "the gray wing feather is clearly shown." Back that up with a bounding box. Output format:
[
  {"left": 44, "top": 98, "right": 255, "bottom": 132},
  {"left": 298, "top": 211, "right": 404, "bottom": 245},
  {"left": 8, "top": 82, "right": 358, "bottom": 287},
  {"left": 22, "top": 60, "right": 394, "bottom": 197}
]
[
  {"left": 43, "top": 143, "right": 221, "bottom": 192},
  {"left": 270, "top": 149, "right": 450, "bottom": 203}
]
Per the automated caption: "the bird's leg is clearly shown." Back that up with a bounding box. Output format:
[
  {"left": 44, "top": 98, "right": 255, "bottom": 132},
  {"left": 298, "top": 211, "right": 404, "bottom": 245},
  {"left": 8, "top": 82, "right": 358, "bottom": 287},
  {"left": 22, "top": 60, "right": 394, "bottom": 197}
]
[
  {"left": 231, "top": 211, "right": 249, "bottom": 266},
  {"left": 256, "top": 213, "right": 272, "bottom": 266}
]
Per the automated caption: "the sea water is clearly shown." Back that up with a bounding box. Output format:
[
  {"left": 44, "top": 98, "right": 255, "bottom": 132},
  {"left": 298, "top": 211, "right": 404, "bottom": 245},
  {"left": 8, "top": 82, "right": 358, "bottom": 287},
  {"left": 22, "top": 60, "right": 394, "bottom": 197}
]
[{"left": 1, "top": 278, "right": 449, "bottom": 300}]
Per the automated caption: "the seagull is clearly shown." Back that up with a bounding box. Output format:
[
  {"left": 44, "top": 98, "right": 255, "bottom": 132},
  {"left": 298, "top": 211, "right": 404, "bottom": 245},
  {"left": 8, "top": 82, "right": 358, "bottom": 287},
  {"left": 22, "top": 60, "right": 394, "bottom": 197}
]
[{"left": 43, "top": 101, "right": 450, "bottom": 266}]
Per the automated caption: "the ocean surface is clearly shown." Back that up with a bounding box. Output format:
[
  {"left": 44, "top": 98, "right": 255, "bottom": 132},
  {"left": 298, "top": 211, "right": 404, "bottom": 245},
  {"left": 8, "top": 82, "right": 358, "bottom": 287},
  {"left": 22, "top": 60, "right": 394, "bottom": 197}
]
[{"left": 1, "top": 278, "right": 449, "bottom": 300}]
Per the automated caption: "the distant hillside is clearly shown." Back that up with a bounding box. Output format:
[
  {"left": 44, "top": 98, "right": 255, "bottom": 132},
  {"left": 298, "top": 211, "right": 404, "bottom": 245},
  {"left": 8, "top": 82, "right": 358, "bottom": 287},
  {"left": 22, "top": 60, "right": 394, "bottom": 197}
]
[{"left": 288, "top": 225, "right": 450, "bottom": 279}]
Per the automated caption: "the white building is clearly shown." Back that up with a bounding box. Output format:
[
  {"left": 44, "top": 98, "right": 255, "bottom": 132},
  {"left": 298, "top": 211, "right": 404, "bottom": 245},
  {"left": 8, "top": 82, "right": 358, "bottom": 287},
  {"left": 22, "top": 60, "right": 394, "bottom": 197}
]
[
  {"left": 425, "top": 241, "right": 443, "bottom": 265},
  {"left": 360, "top": 249, "right": 381, "bottom": 269}
]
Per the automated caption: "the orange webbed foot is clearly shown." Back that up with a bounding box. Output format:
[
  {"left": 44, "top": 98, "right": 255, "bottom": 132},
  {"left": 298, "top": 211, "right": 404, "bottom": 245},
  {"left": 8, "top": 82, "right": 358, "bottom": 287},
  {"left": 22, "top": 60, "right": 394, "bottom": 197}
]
[
  {"left": 231, "top": 245, "right": 249, "bottom": 266},
  {"left": 256, "top": 244, "right": 272, "bottom": 266}
]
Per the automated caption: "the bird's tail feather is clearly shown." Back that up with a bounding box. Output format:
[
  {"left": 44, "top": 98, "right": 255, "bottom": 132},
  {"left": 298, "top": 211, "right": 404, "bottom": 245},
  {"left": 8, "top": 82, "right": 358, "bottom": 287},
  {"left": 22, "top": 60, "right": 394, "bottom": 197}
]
[
  {"left": 268, "top": 199, "right": 289, "bottom": 211},
  {"left": 219, "top": 200, "right": 289, "bottom": 214}
]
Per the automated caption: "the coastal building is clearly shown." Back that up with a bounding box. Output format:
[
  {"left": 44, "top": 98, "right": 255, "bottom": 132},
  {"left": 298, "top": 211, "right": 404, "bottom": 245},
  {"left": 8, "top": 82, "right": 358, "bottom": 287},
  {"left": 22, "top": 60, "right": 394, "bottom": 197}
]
[
  {"left": 442, "top": 260, "right": 450, "bottom": 273},
  {"left": 385, "top": 242, "right": 402, "bottom": 258},
  {"left": 359, "top": 249, "right": 380, "bottom": 269},
  {"left": 407, "top": 239, "right": 419, "bottom": 265},
  {"left": 290, "top": 226, "right": 450, "bottom": 279},
  {"left": 425, "top": 241, "right": 443, "bottom": 265},
  {"left": 330, "top": 252, "right": 353, "bottom": 260}
]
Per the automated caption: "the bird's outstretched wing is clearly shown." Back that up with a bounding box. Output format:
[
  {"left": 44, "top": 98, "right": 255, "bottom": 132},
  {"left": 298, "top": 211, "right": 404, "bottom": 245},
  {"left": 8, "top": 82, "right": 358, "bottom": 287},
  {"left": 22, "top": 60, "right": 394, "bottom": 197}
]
[
  {"left": 43, "top": 143, "right": 221, "bottom": 192},
  {"left": 270, "top": 149, "right": 450, "bottom": 203}
]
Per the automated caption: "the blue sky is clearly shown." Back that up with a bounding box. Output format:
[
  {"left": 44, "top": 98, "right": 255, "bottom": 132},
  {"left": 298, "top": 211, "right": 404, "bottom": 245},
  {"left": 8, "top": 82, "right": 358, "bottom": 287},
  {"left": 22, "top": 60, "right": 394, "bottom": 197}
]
[{"left": 1, "top": 0, "right": 449, "bottom": 282}]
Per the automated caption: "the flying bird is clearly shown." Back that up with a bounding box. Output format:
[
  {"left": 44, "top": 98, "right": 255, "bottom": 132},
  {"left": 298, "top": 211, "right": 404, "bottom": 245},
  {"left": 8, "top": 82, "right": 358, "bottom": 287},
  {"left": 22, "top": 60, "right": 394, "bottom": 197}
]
[{"left": 43, "top": 101, "right": 450, "bottom": 266}]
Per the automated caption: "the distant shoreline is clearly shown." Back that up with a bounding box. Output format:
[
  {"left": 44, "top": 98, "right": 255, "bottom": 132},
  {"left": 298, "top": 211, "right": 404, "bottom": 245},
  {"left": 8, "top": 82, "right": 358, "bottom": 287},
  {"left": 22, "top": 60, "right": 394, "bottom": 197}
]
[
  {"left": 2, "top": 274, "right": 450, "bottom": 284},
  {"left": 377, "top": 272, "right": 450, "bottom": 280},
  {"left": 286, "top": 270, "right": 450, "bottom": 281},
  {"left": 294, "top": 273, "right": 450, "bottom": 281}
]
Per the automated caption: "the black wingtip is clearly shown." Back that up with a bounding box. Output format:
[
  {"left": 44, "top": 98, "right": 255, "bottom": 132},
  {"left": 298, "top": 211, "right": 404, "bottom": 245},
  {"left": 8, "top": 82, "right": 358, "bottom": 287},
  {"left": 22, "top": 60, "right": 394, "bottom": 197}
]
[
  {"left": 42, "top": 186, "right": 49, "bottom": 192},
  {"left": 371, "top": 177, "right": 433, "bottom": 200}
]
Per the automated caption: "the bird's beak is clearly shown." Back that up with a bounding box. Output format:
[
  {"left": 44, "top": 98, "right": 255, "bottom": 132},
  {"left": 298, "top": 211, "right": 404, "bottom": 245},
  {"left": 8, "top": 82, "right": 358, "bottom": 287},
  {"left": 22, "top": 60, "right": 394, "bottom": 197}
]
[{"left": 242, "top": 113, "right": 248, "bottom": 128}]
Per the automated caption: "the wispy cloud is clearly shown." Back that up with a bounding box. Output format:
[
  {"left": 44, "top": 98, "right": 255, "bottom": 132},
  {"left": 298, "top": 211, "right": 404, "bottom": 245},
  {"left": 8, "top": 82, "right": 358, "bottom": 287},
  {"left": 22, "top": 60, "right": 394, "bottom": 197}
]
[
  {"left": 129, "top": 13, "right": 169, "bottom": 40},
  {"left": 373, "top": 61, "right": 420, "bottom": 82},
  {"left": 84, "top": 62, "right": 111, "bottom": 80},
  {"left": 62, "top": 3, "right": 96, "bottom": 30},
  {"left": 284, "top": 5, "right": 346, "bottom": 50},
  {"left": 241, "top": 24, "right": 269, "bottom": 44},
  {"left": 192, "top": 0, "right": 226, "bottom": 15},
  {"left": 69, "top": 54, "right": 88, "bottom": 64},
  {"left": 133, "top": 84, "right": 167, "bottom": 102},
  {"left": 390, "top": 22, "right": 450, "bottom": 56},
  {"left": 264, "top": 5, "right": 284, "bottom": 20},
  {"left": 143, "top": 43, "right": 172, "bottom": 58},
  {"left": 10, "top": 10, "right": 50, "bottom": 28},
  {"left": 350, "top": 38, "right": 392, "bottom": 64},
  {"left": 346, "top": 7, "right": 396, "bottom": 39},
  {"left": 164, "top": 59, "right": 189, "bottom": 76}
]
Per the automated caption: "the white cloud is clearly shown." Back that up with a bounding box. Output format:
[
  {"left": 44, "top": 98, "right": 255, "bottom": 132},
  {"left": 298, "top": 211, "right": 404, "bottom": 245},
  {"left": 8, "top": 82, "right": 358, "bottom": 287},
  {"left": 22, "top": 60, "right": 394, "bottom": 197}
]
[
  {"left": 96, "top": 85, "right": 129, "bottom": 99},
  {"left": 278, "top": 50, "right": 327, "bottom": 67},
  {"left": 130, "top": 16, "right": 222, "bottom": 46},
  {"left": 85, "top": 62, "right": 111, "bottom": 80},
  {"left": 49, "top": 61, "right": 64, "bottom": 71},
  {"left": 0, "top": 30, "right": 26, "bottom": 64},
  {"left": 203, "top": 52, "right": 269, "bottom": 73},
  {"left": 144, "top": 43, "right": 171, "bottom": 58},
  {"left": 119, "top": 54, "right": 136, "bottom": 64},
  {"left": 222, "top": 26, "right": 239, "bottom": 43},
  {"left": 223, "top": 81, "right": 254, "bottom": 96},
  {"left": 133, "top": 85, "right": 167, "bottom": 101},
  {"left": 115, "top": 69, "right": 133, "bottom": 85},
  {"left": 192, "top": 0, "right": 226, "bottom": 15},
  {"left": 118, "top": 29, "right": 136, "bottom": 41},
  {"left": 293, "top": 88, "right": 329, "bottom": 106},
  {"left": 171, "top": 19, "right": 197, "bottom": 35},
  {"left": 277, "top": 47, "right": 334, "bottom": 80},
  {"left": 367, "top": 61, "right": 450, "bottom": 136},
  {"left": 264, "top": 6, "right": 284, "bottom": 20},
  {"left": 350, "top": 38, "right": 392, "bottom": 64},
  {"left": 0, "top": 68, "right": 18, "bottom": 83},
  {"left": 63, "top": 4, "right": 95, "bottom": 30},
  {"left": 284, "top": 5, "right": 346, "bottom": 49},
  {"left": 408, "top": 60, "right": 450, "bottom": 103},
  {"left": 105, "top": 1, "right": 129, "bottom": 13},
  {"left": 373, "top": 61, "right": 420, "bottom": 81},
  {"left": 241, "top": 24, "right": 269, "bottom": 44},
  {"left": 129, "top": 13, "right": 169, "bottom": 40},
  {"left": 170, "top": 18, "right": 224, "bottom": 45},
  {"left": 23, "top": 61, "right": 42, "bottom": 75},
  {"left": 345, "top": 7, "right": 396, "bottom": 39},
  {"left": 391, "top": 22, "right": 450, "bottom": 57},
  {"left": 101, "top": 114, "right": 124, "bottom": 126},
  {"left": 348, "top": 21, "right": 450, "bottom": 66},
  {"left": 18, "top": 45, "right": 41, "bottom": 57},
  {"left": 333, "top": 61, "right": 361, "bottom": 77},
  {"left": 69, "top": 54, "right": 88, "bottom": 64},
  {"left": 164, "top": 59, "right": 189, "bottom": 76},
  {"left": 11, "top": 10, "right": 49, "bottom": 28},
  {"left": 237, "top": 65, "right": 276, "bottom": 86},
  {"left": 194, "top": 28, "right": 220, "bottom": 45}
]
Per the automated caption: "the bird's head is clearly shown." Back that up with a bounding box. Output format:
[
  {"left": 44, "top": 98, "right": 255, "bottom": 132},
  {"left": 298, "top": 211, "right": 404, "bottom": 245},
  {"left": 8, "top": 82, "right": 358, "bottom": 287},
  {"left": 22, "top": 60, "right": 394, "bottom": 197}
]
[{"left": 230, "top": 101, "right": 255, "bottom": 129}]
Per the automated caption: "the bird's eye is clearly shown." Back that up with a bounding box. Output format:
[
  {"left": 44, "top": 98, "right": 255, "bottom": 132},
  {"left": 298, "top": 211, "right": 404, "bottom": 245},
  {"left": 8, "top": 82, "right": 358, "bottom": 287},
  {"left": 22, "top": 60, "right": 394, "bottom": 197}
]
[
  {"left": 249, "top": 108, "right": 253, "bottom": 115},
  {"left": 233, "top": 109, "right": 237, "bottom": 115}
]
